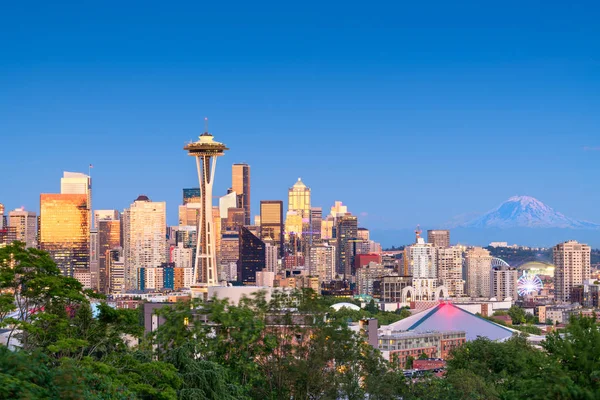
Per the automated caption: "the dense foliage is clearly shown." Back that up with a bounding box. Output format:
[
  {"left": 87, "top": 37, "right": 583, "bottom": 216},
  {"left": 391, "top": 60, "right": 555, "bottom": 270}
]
[{"left": 2, "top": 242, "right": 600, "bottom": 399}]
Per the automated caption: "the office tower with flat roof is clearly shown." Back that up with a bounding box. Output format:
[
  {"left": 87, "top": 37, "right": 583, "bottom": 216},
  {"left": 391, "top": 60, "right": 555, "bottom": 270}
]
[
  {"left": 238, "top": 226, "right": 265, "bottom": 285},
  {"left": 184, "top": 129, "right": 229, "bottom": 295},
  {"left": 107, "top": 248, "right": 124, "bottom": 294},
  {"left": 554, "top": 240, "right": 591, "bottom": 302},
  {"left": 220, "top": 231, "right": 240, "bottom": 281},
  {"left": 310, "top": 207, "right": 322, "bottom": 244},
  {"left": 97, "top": 212, "right": 121, "bottom": 293},
  {"left": 491, "top": 266, "right": 518, "bottom": 300},
  {"left": 40, "top": 193, "right": 90, "bottom": 276},
  {"left": 122, "top": 195, "right": 167, "bottom": 290},
  {"left": 61, "top": 171, "right": 91, "bottom": 225},
  {"left": 427, "top": 230, "right": 450, "bottom": 248},
  {"left": 260, "top": 200, "right": 284, "bottom": 257},
  {"left": 183, "top": 188, "right": 201, "bottom": 204},
  {"left": 465, "top": 247, "right": 492, "bottom": 298},
  {"left": 8, "top": 207, "right": 37, "bottom": 248},
  {"left": 436, "top": 246, "right": 464, "bottom": 297},
  {"left": 336, "top": 214, "right": 358, "bottom": 278},
  {"left": 232, "top": 163, "right": 250, "bottom": 226}
]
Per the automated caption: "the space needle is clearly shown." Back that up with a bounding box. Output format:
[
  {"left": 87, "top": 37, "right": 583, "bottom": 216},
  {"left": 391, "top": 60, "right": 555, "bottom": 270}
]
[{"left": 184, "top": 120, "right": 229, "bottom": 298}]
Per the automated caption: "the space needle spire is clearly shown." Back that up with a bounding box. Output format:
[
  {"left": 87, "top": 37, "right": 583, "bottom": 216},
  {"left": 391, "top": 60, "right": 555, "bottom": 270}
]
[{"left": 184, "top": 120, "right": 229, "bottom": 298}]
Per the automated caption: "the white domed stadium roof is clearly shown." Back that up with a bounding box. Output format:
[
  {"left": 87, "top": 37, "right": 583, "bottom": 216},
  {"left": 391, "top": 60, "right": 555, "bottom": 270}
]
[{"left": 330, "top": 302, "right": 360, "bottom": 311}]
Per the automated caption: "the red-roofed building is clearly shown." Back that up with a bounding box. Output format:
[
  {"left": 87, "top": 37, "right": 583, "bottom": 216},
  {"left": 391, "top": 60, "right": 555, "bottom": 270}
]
[{"left": 355, "top": 253, "right": 381, "bottom": 270}]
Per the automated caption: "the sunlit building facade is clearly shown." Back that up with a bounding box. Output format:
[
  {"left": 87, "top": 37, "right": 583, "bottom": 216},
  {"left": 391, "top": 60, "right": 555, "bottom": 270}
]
[
  {"left": 465, "top": 247, "right": 492, "bottom": 298},
  {"left": 8, "top": 207, "right": 37, "bottom": 248},
  {"left": 554, "top": 240, "right": 591, "bottom": 302},
  {"left": 232, "top": 164, "right": 251, "bottom": 226},
  {"left": 122, "top": 196, "right": 167, "bottom": 290},
  {"left": 260, "top": 200, "right": 284, "bottom": 257},
  {"left": 40, "top": 193, "right": 90, "bottom": 276},
  {"left": 97, "top": 214, "right": 121, "bottom": 293}
]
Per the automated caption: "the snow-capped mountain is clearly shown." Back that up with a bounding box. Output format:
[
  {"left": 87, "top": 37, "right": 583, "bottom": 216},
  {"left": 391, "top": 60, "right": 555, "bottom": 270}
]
[{"left": 460, "top": 196, "right": 600, "bottom": 229}]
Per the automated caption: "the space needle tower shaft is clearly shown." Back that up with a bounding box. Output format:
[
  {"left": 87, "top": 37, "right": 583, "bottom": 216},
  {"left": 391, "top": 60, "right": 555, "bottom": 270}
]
[{"left": 183, "top": 121, "right": 229, "bottom": 293}]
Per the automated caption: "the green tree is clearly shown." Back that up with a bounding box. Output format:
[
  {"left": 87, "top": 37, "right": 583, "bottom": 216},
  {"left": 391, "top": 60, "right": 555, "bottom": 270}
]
[
  {"left": 405, "top": 355, "right": 414, "bottom": 369},
  {"left": 508, "top": 305, "right": 526, "bottom": 325}
]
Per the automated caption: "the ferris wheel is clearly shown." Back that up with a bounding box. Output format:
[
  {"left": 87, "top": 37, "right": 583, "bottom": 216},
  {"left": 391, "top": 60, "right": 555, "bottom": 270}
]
[{"left": 517, "top": 271, "right": 543, "bottom": 296}]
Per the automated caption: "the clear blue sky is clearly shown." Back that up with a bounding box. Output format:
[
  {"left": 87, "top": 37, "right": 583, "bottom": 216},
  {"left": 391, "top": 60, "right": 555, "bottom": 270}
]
[{"left": 1, "top": 1, "right": 599, "bottom": 233}]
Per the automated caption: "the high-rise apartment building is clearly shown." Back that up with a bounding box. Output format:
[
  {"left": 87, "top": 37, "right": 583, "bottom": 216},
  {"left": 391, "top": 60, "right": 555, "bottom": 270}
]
[
  {"left": 260, "top": 200, "right": 284, "bottom": 257},
  {"left": 309, "top": 243, "right": 336, "bottom": 283},
  {"left": 40, "top": 193, "right": 90, "bottom": 276},
  {"left": 427, "top": 230, "right": 450, "bottom": 248},
  {"left": 405, "top": 237, "right": 437, "bottom": 299},
  {"left": 238, "top": 226, "right": 265, "bottom": 285},
  {"left": 357, "top": 228, "right": 370, "bottom": 241},
  {"left": 265, "top": 241, "right": 278, "bottom": 273},
  {"left": 336, "top": 214, "right": 358, "bottom": 278},
  {"left": 356, "top": 262, "right": 390, "bottom": 296},
  {"left": 232, "top": 164, "right": 250, "bottom": 226},
  {"left": 465, "top": 247, "right": 492, "bottom": 298},
  {"left": 436, "top": 246, "right": 464, "bottom": 297},
  {"left": 553, "top": 240, "right": 591, "bottom": 302},
  {"left": 491, "top": 266, "right": 518, "bottom": 300},
  {"left": 122, "top": 196, "right": 167, "bottom": 291},
  {"left": 8, "top": 207, "right": 37, "bottom": 248}
]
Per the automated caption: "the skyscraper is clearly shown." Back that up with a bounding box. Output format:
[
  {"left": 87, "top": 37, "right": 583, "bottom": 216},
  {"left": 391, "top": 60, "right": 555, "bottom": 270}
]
[
  {"left": 60, "top": 171, "right": 91, "bottom": 226},
  {"left": 8, "top": 207, "right": 37, "bottom": 248},
  {"left": 436, "top": 246, "right": 464, "bottom": 297},
  {"left": 232, "top": 163, "right": 250, "bottom": 226},
  {"left": 185, "top": 129, "right": 229, "bottom": 294},
  {"left": 491, "top": 266, "right": 518, "bottom": 300},
  {"left": 464, "top": 247, "right": 492, "bottom": 298},
  {"left": 260, "top": 200, "right": 283, "bottom": 257},
  {"left": 122, "top": 196, "right": 166, "bottom": 290},
  {"left": 405, "top": 236, "right": 437, "bottom": 300},
  {"left": 336, "top": 214, "right": 358, "bottom": 278},
  {"left": 309, "top": 243, "right": 336, "bottom": 283},
  {"left": 40, "top": 193, "right": 90, "bottom": 276},
  {"left": 238, "top": 226, "right": 265, "bottom": 285},
  {"left": 288, "top": 178, "right": 311, "bottom": 217},
  {"left": 97, "top": 212, "right": 121, "bottom": 293},
  {"left": 310, "top": 207, "right": 323, "bottom": 244},
  {"left": 427, "top": 230, "right": 450, "bottom": 248},
  {"left": 0, "top": 203, "right": 5, "bottom": 228},
  {"left": 554, "top": 240, "right": 591, "bottom": 302}
]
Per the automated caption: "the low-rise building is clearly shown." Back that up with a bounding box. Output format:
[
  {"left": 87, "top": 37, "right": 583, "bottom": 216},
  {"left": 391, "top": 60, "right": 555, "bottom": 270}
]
[{"left": 378, "top": 330, "right": 465, "bottom": 368}]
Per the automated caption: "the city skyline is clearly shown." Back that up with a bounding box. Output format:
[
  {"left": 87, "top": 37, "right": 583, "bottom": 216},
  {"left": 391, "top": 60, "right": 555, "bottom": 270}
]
[{"left": 2, "top": 2, "right": 600, "bottom": 240}]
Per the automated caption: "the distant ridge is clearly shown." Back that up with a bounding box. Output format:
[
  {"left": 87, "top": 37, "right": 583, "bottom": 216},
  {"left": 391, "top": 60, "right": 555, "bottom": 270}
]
[{"left": 459, "top": 196, "right": 600, "bottom": 229}]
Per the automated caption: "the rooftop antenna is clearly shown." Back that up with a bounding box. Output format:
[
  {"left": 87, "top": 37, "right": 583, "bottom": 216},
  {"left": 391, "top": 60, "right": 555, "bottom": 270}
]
[
  {"left": 204, "top": 117, "right": 209, "bottom": 134},
  {"left": 415, "top": 224, "right": 422, "bottom": 241}
]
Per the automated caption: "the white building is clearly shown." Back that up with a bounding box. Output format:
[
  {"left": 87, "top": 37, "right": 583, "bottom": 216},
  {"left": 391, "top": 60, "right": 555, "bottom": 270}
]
[
  {"left": 405, "top": 237, "right": 437, "bottom": 300},
  {"left": 123, "top": 195, "right": 167, "bottom": 291},
  {"left": 219, "top": 191, "right": 238, "bottom": 219}
]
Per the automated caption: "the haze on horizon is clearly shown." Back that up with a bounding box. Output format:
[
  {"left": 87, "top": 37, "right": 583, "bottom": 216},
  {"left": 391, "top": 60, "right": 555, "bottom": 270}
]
[{"left": 1, "top": 1, "right": 599, "bottom": 235}]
